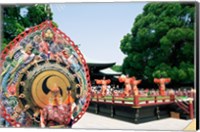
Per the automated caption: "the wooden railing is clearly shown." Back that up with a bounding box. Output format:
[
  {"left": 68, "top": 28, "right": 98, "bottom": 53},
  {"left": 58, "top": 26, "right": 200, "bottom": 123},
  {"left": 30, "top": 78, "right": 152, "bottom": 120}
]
[
  {"left": 91, "top": 93, "right": 175, "bottom": 107},
  {"left": 90, "top": 92, "right": 195, "bottom": 119},
  {"left": 175, "top": 97, "right": 194, "bottom": 119}
]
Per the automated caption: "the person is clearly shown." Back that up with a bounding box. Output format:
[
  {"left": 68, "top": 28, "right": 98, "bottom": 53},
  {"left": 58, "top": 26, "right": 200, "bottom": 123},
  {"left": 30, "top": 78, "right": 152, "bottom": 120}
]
[
  {"left": 40, "top": 84, "right": 72, "bottom": 128},
  {"left": 110, "top": 85, "right": 115, "bottom": 96},
  {"left": 95, "top": 76, "right": 111, "bottom": 97},
  {"left": 151, "top": 89, "right": 156, "bottom": 96},
  {"left": 144, "top": 88, "right": 149, "bottom": 96}
]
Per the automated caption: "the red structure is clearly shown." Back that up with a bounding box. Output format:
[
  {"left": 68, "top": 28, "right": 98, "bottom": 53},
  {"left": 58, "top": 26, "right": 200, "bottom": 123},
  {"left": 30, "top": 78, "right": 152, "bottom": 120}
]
[
  {"left": 89, "top": 76, "right": 195, "bottom": 124},
  {"left": 95, "top": 77, "right": 111, "bottom": 97},
  {"left": 118, "top": 75, "right": 135, "bottom": 97},
  {"left": 154, "top": 78, "right": 171, "bottom": 96},
  {"left": 132, "top": 79, "right": 142, "bottom": 96}
]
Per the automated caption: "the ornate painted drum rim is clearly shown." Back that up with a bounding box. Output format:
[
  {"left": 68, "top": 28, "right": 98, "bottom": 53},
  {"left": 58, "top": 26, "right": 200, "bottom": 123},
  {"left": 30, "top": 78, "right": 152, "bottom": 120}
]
[{"left": 0, "top": 20, "right": 91, "bottom": 127}]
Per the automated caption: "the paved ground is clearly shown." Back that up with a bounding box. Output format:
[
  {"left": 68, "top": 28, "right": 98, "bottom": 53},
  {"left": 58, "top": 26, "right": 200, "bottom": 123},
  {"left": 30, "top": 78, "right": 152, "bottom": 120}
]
[
  {"left": 73, "top": 112, "right": 193, "bottom": 131},
  {"left": 184, "top": 119, "right": 196, "bottom": 131},
  {"left": 0, "top": 113, "right": 195, "bottom": 132}
]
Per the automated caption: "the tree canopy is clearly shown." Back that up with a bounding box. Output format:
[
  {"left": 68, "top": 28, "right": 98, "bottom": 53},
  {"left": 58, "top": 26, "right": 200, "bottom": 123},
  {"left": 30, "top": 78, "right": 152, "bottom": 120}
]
[
  {"left": 2, "top": 4, "right": 53, "bottom": 50},
  {"left": 111, "top": 65, "right": 122, "bottom": 72},
  {"left": 120, "top": 3, "right": 195, "bottom": 86}
]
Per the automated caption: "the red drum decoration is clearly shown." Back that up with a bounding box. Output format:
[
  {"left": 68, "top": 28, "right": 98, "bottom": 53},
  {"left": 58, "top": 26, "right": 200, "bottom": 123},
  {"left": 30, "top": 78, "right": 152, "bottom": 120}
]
[{"left": 0, "top": 21, "right": 91, "bottom": 128}]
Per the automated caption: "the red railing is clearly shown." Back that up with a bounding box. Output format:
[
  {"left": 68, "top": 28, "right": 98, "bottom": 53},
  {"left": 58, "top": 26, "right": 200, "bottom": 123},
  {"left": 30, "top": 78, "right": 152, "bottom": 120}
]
[
  {"left": 175, "top": 97, "right": 194, "bottom": 119},
  {"left": 91, "top": 92, "right": 195, "bottom": 119},
  {"left": 91, "top": 92, "right": 174, "bottom": 107}
]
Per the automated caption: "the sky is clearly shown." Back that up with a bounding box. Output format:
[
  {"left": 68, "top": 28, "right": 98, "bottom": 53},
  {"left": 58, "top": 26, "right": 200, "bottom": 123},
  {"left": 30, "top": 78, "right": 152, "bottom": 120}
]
[{"left": 50, "top": 2, "right": 147, "bottom": 65}]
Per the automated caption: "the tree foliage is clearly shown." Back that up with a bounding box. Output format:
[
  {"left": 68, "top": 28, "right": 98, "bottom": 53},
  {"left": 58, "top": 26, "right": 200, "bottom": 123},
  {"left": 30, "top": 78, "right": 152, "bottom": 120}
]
[
  {"left": 120, "top": 3, "right": 195, "bottom": 85},
  {"left": 2, "top": 4, "right": 53, "bottom": 50},
  {"left": 111, "top": 65, "right": 122, "bottom": 72}
]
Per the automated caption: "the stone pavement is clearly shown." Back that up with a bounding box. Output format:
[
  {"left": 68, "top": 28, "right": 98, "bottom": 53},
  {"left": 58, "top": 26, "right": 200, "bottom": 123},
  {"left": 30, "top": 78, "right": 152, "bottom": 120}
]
[
  {"left": 184, "top": 119, "right": 196, "bottom": 131},
  {"left": 73, "top": 112, "right": 193, "bottom": 131}
]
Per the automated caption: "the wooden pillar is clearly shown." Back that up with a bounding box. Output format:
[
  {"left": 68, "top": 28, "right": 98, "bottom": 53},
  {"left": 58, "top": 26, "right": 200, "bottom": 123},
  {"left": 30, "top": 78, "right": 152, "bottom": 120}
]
[
  {"left": 162, "top": 98, "right": 165, "bottom": 102},
  {"left": 189, "top": 99, "right": 194, "bottom": 119},
  {"left": 112, "top": 94, "right": 114, "bottom": 104},
  {"left": 134, "top": 95, "right": 139, "bottom": 106},
  {"left": 96, "top": 93, "right": 99, "bottom": 103},
  {"left": 155, "top": 96, "right": 157, "bottom": 103}
]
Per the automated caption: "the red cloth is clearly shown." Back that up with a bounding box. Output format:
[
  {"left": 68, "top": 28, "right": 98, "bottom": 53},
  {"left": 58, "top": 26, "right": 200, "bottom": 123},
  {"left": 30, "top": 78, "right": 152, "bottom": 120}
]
[
  {"left": 41, "top": 104, "right": 71, "bottom": 127},
  {"left": 95, "top": 79, "right": 111, "bottom": 96},
  {"left": 118, "top": 76, "right": 135, "bottom": 96},
  {"left": 154, "top": 78, "right": 171, "bottom": 96}
]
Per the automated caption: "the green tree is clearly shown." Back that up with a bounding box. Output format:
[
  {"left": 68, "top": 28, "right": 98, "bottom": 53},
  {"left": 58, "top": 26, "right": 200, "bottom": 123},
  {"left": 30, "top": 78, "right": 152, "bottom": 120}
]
[
  {"left": 111, "top": 65, "right": 122, "bottom": 72},
  {"left": 2, "top": 4, "right": 53, "bottom": 50},
  {"left": 120, "top": 3, "right": 195, "bottom": 86}
]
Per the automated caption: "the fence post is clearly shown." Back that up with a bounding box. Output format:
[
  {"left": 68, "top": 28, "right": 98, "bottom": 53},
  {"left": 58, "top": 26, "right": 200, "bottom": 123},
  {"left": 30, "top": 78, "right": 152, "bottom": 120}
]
[
  {"left": 155, "top": 96, "right": 157, "bottom": 103},
  {"left": 112, "top": 90, "right": 114, "bottom": 104},
  {"left": 134, "top": 95, "right": 139, "bottom": 106},
  {"left": 96, "top": 92, "right": 99, "bottom": 102},
  {"left": 189, "top": 99, "right": 194, "bottom": 119},
  {"left": 162, "top": 98, "right": 165, "bottom": 102}
]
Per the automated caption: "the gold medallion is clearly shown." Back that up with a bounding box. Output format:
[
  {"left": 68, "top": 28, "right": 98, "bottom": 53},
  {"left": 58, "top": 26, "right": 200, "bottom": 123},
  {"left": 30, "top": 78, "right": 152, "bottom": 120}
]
[{"left": 31, "top": 70, "right": 70, "bottom": 108}]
